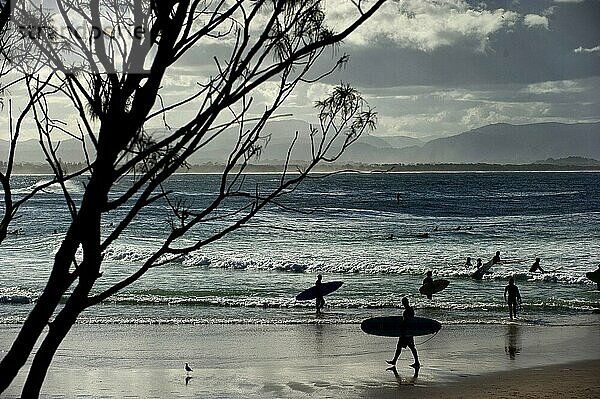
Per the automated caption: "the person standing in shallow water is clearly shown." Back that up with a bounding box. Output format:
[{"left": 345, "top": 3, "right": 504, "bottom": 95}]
[
  {"left": 423, "top": 271, "right": 434, "bottom": 300},
  {"left": 315, "top": 274, "right": 325, "bottom": 315},
  {"left": 386, "top": 297, "right": 420, "bottom": 369},
  {"left": 504, "top": 277, "right": 522, "bottom": 320}
]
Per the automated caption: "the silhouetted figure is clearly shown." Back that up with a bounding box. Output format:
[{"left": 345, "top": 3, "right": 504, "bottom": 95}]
[
  {"left": 185, "top": 363, "right": 193, "bottom": 374},
  {"left": 492, "top": 251, "right": 501, "bottom": 265},
  {"left": 396, "top": 193, "right": 401, "bottom": 204},
  {"left": 529, "top": 258, "right": 545, "bottom": 273},
  {"left": 504, "top": 277, "right": 522, "bottom": 320},
  {"left": 315, "top": 274, "right": 325, "bottom": 315},
  {"left": 476, "top": 258, "right": 482, "bottom": 269},
  {"left": 423, "top": 271, "right": 434, "bottom": 300},
  {"left": 185, "top": 376, "right": 193, "bottom": 385},
  {"left": 465, "top": 257, "right": 472, "bottom": 267},
  {"left": 386, "top": 297, "right": 420, "bottom": 369}
]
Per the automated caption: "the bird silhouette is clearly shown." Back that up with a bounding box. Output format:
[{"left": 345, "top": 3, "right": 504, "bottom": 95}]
[{"left": 185, "top": 363, "right": 193, "bottom": 373}]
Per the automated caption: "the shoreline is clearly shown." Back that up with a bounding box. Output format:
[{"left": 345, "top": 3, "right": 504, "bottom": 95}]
[
  {"left": 9, "top": 169, "right": 600, "bottom": 176},
  {"left": 2, "top": 321, "right": 599, "bottom": 398}
]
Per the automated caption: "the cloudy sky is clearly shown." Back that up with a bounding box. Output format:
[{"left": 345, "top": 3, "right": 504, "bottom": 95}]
[
  {"left": 171, "top": 0, "right": 600, "bottom": 139},
  {"left": 2, "top": 0, "right": 599, "bottom": 142},
  {"left": 321, "top": 0, "right": 600, "bottom": 138},
  {"left": 202, "top": 0, "right": 597, "bottom": 140}
]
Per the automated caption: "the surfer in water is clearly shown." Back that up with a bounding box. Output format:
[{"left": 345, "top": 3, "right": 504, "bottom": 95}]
[
  {"left": 315, "top": 274, "right": 325, "bottom": 315},
  {"left": 492, "top": 251, "right": 501, "bottom": 265},
  {"left": 423, "top": 271, "right": 434, "bottom": 300},
  {"left": 386, "top": 297, "right": 420, "bottom": 369},
  {"left": 529, "top": 258, "right": 545, "bottom": 273},
  {"left": 504, "top": 277, "right": 522, "bottom": 320},
  {"left": 476, "top": 258, "right": 482, "bottom": 269},
  {"left": 465, "top": 257, "right": 472, "bottom": 267}
]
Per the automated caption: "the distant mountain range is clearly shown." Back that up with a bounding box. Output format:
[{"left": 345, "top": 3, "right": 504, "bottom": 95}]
[{"left": 2, "top": 121, "right": 599, "bottom": 165}]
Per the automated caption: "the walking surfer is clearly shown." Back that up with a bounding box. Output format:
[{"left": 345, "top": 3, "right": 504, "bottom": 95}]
[
  {"left": 386, "top": 297, "right": 420, "bottom": 369},
  {"left": 504, "top": 277, "right": 522, "bottom": 320}
]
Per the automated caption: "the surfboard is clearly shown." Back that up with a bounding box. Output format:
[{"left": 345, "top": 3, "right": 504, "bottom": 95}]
[
  {"left": 419, "top": 279, "right": 450, "bottom": 296},
  {"left": 585, "top": 270, "right": 600, "bottom": 284},
  {"left": 295, "top": 281, "right": 343, "bottom": 301},
  {"left": 471, "top": 259, "right": 494, "bottom": 280},
  {"left": 361, "top": 316, "right": 441, "bottom": 337}
]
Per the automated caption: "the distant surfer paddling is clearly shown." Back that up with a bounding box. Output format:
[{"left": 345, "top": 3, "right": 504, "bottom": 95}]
[
  {"left": 386, "top": 297, "right": 420, "bottom": 369},
  {"left": 315, "top": 274, "right": 325, "bottom": 315},
  {"left": 504, "top": 277, "right": 522, "bottom": 320},
  {"left": 529, "top": 258, "right": 545, "bottom": 273}
]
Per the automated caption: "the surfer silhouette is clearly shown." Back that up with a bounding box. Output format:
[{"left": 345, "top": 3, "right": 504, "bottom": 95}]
[
  {"left": 315, "top": 274, "right": 325, "bottom": 315},
  {"left": 386, "top": 297, "right": 420, "bottom": 369},
  {"left": 504, "top": 277, "right": 522, "bottom": 320},
  {"left": 476, "top": 258, "right": 482, "bottom": 269},
  {"left": 423, "top": 271, "right": 434, "bottom": 300},
  {"left": 465, "top": 257, "right": 472, "bottom": 267},
  {"left": 529, "top": 258, "right": 545, "bottom": 273},
  {"left": 492, "top": 251, "right": 501, "bottom": 265}
]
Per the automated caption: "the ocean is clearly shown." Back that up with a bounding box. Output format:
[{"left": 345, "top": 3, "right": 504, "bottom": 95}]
[{"left": 1, "top": 172, "right": 599, "bottom": 327}]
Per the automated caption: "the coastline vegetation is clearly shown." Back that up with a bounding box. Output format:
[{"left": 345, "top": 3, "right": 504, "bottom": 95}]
[{"left": 4, "top": 157, "right": 600, "bottom": 175}]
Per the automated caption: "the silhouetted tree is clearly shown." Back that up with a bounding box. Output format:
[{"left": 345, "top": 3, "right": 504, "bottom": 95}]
[
  {"left": 0, "top": 0, "right": 385, "bottom": 396},
  {"left": 1, "top": 1, "right": 86, "bottom": 243}
]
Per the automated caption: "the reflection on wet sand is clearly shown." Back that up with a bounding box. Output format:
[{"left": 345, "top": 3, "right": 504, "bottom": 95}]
[
  {"left": 386, "top": 365, "right": 419, "bottom": 386},
  {"left": 505, "top": 323, "right": 522, "bottom": 360}
]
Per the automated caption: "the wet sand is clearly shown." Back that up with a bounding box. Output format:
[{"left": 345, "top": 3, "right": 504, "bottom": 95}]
[
  {"left": 362, "top": 359, "right": 600, "bottom": 398},
  {"left": 1, "top": 321, "right": 599, "bottom": 398}
]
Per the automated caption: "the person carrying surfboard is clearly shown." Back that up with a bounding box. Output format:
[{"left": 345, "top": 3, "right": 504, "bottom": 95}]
[
  {"left": 315, "top": 274, "right": 325, "bottom": 315},
  {"left": 504, "top": 277, "right": 522, "bottom": 320},
  {"left": 529, "top": 258, "right": 545, "bottom": 273},
  {"left": 386, "top": 297, "right": 420, "bottom": 369},
  {"left": 423, "top": 271, "right": 434, "bottom": 300}
]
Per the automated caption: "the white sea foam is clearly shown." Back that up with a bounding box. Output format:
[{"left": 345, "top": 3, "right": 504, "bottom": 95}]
[{"left": 13, "top": 179, "right": 84, "bottom": 195}]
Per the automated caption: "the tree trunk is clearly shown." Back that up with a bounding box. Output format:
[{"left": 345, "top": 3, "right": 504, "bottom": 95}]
[
  {"left": 0, "top": 169, "right": 106, "bottom": 393},
  {"left": 0, "top": 268, "right": 71, "bottom": 393},
  {"left": 18, "top": 165, "right": 106, "bottom": 396},
  {"left": 21, "top": 293, "right": 83, "bottom": 398}
]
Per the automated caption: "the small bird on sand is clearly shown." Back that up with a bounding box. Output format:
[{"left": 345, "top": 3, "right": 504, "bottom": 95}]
[{"left": 185, "top": 363, "right": 193, "bottom": 373}]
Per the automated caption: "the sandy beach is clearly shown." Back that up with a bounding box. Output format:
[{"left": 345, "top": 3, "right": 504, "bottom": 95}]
[{"left": 1, "top": 320, "right": 599, "bottom": 398}]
